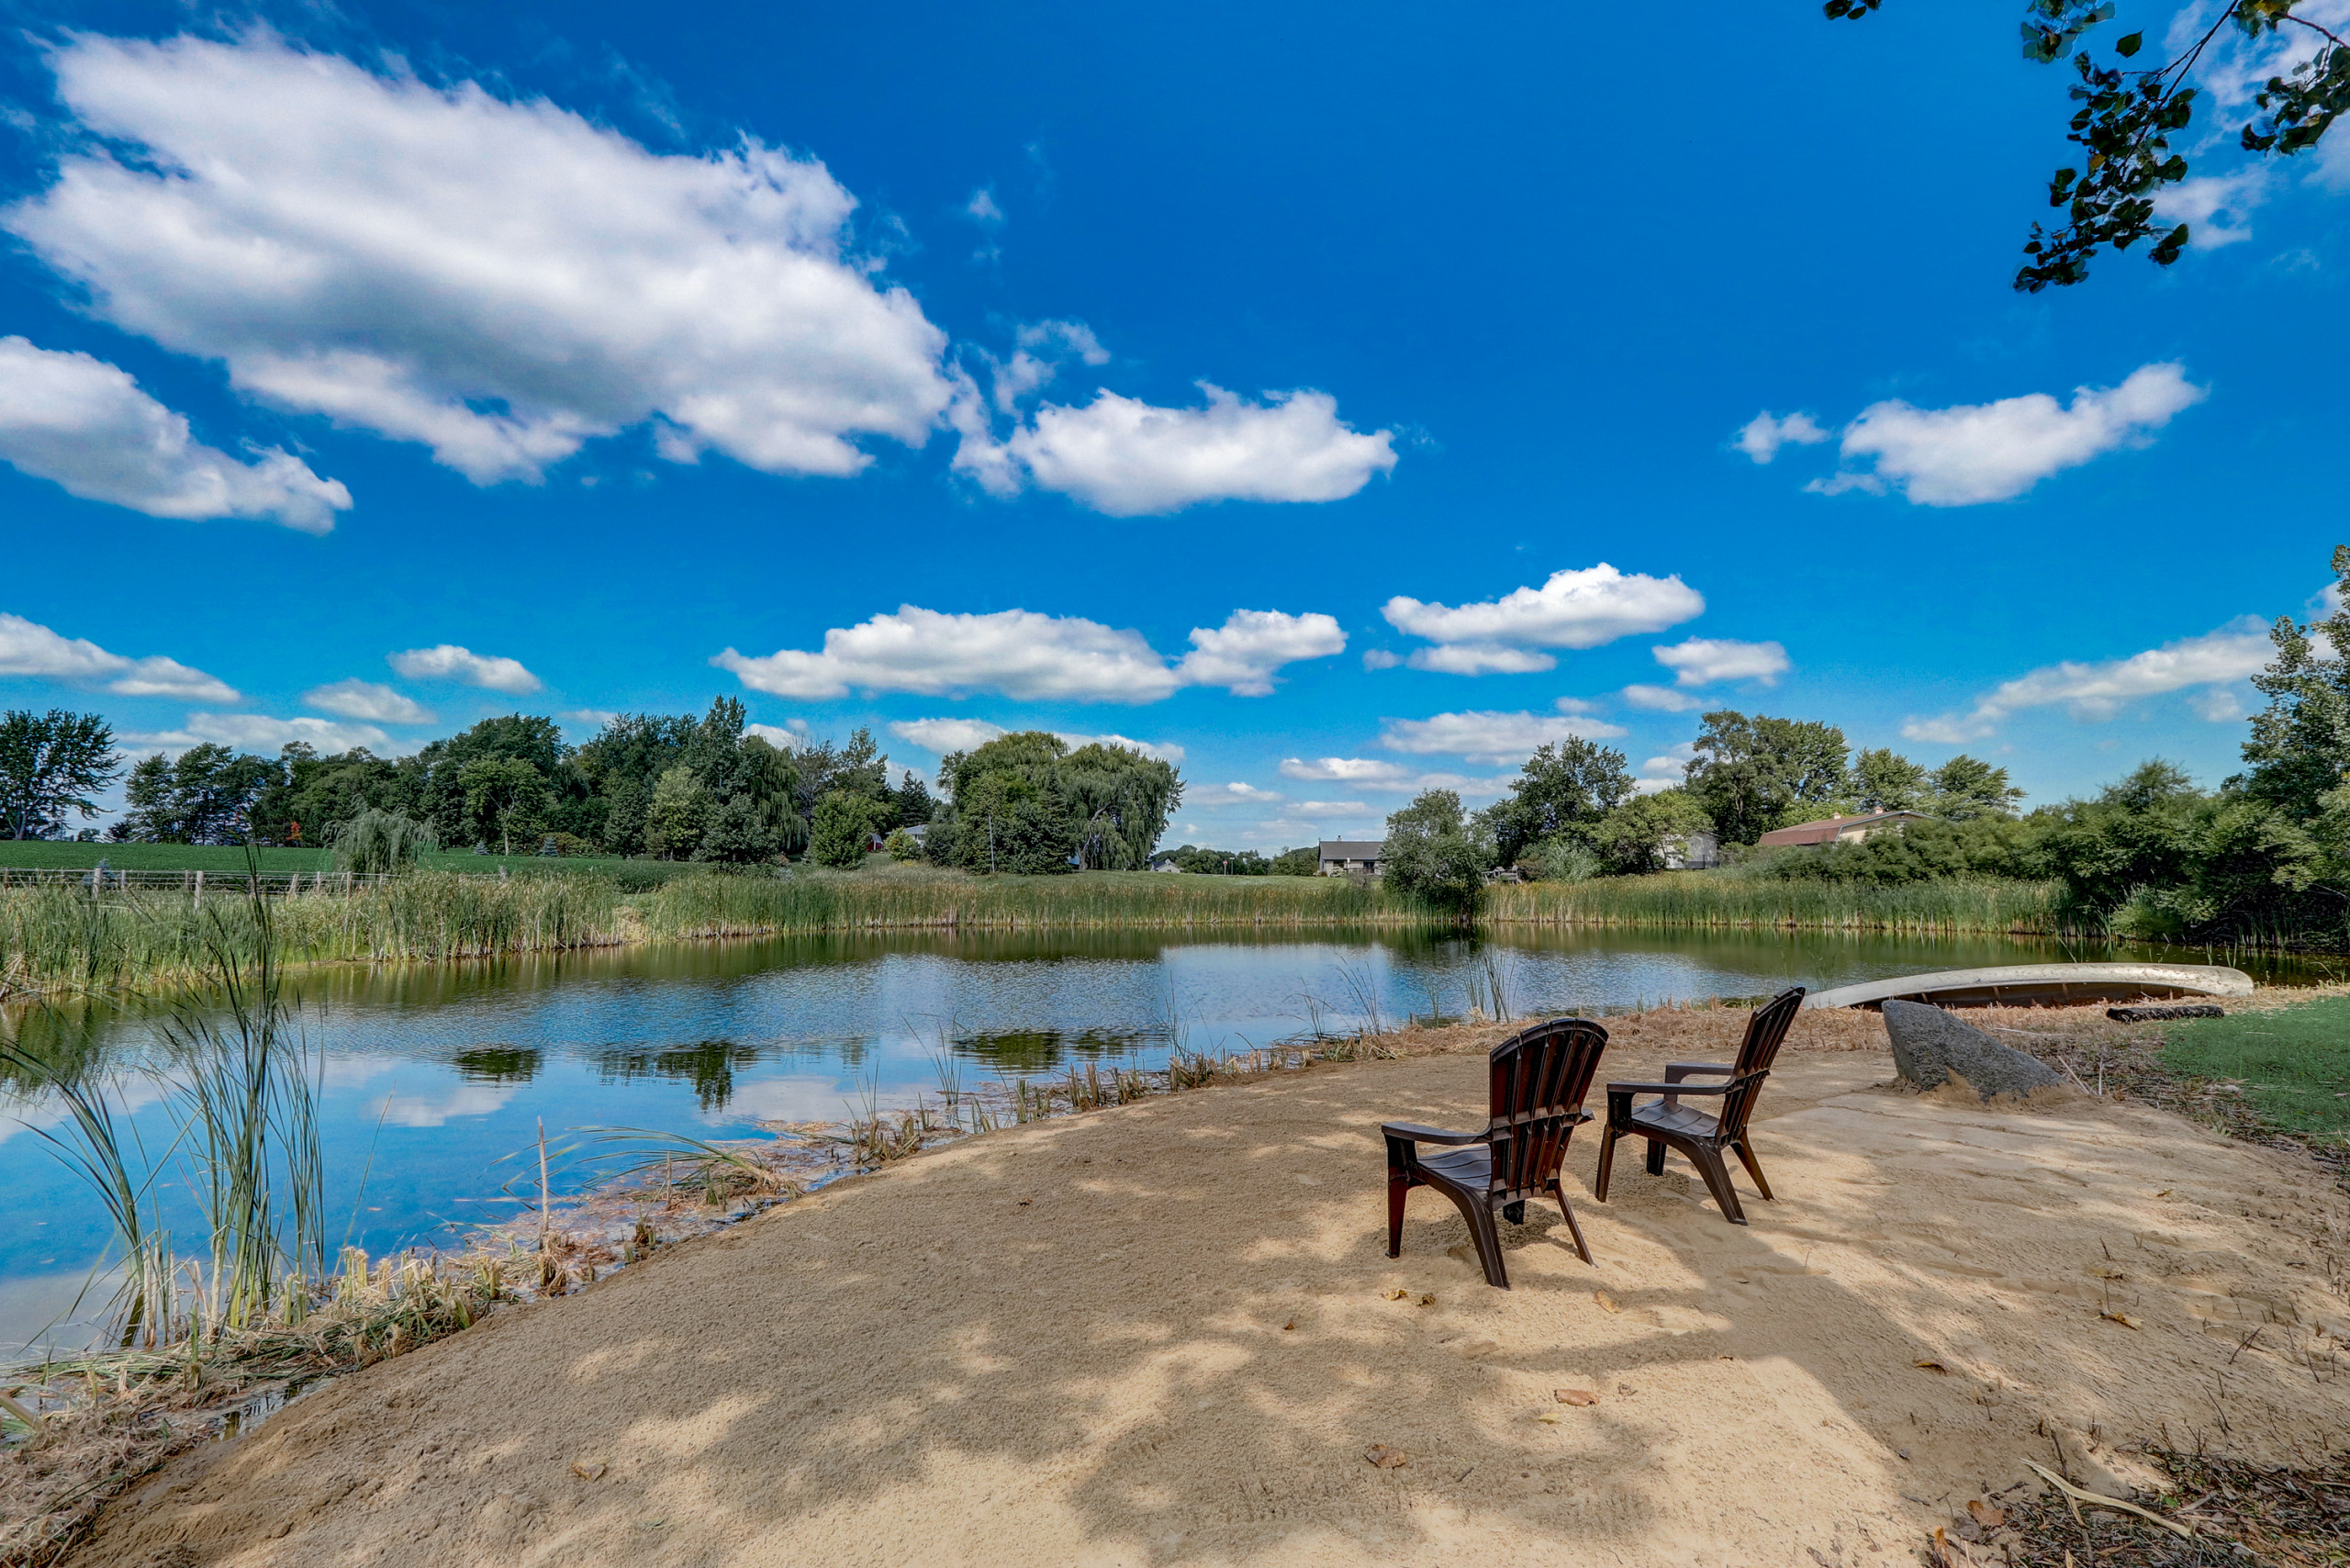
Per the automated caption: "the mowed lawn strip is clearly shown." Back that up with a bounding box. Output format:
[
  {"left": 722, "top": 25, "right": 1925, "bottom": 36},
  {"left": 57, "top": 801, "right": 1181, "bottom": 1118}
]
[{"left": 2163, "top": 994, "right": 2350, "bottom": 1140}]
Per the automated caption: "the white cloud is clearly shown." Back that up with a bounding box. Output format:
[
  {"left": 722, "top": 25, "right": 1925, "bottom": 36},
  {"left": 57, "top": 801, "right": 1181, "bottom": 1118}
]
[
  {"left": 565, "top": 708, "right": 621, "bottom": 725},
  {"left": 1276, "top": 756, "right": 1510, "bottom": 797},
  {"left": 1293, "top": 800, "right": 1371, "bottom": 812},
  {"left": 388, "top": 644, "right": 543, "bottom": 694},
  {"left": 0, "top": 610, "right": 237, "bottom": 702},
  {"left": 2189, "top": 688, "right": 2244, "bottom": 722},
  {"left": 1621, "top": 683, "right": 1703, "bottom": 712},
  {"left": 1377, "top": 709, "right": 1627, "bottom": 766},
  {"left": 1651, "top": 637, "right": 1790, "bottom": 689},
  {"left": 1631, "top": 744, "right": 1695, "bottom": 796},
  {"left": 1732, "top": 410, "right": 1830, "bottom": 464},
  {"left": 988, "top": 320, "right": 1110, "bottom": 413},
  {"left": 1381, "top": 564, "right": 1705, "bottom": 675},
  {"left": 303, "top": 679, "right": 433, "bottom": 723},
  {"left": 1194, "top": 782, "right": 1285, "bottom": 808},
  {"left": 1172, "top": 610, "right": 1346, "bottom": 696},
  {"left": 720, "top": 605, "right": 1338, "bottom": 705},
  {"left": 744, "top": 720, "right": 806, "bottom": 747},
  {"left": 1360, "top": 649, "right": 1403, "bottom": 671},
  {"left": 965, "top": 186, "right": 1004, "bottom": 226},
  {"left": 1813, "top": 364, "right": 2207, "bottom": 506},
  {"left": 1405, "top": 644, "right": 1559, "bottom": 676},
  {"left": 962, "top": 385, "right": 1396, "bottom": 515},
  {"left": 2154, "top": 169, "right": 2270, "bottom": 247},
  {"left": 1901, "top": 619, "right": 2272, "bottom": 742},
  {"left": 7, "top": 34, "right": 956, "bottom": 486},
  {"left": 886, "top": 715, "right": 1185, "bottom": 763},
  {"left": 130, "top": 711, "right": 399, "bottom": 754},
  {"left": 0, "top": 337, "right": 349, "bottom": 532}
]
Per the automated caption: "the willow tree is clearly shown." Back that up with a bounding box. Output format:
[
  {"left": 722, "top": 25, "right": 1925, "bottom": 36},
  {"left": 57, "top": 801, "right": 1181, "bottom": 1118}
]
[{"left": 1062, "top": 743, "right": 1183, "bottom": 870}]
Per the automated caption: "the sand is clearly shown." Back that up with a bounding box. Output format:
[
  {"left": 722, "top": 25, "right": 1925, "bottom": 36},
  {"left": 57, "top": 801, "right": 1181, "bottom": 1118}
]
[{"left": 69, "top": 1009, "right": 2350, "bottom": 1567}]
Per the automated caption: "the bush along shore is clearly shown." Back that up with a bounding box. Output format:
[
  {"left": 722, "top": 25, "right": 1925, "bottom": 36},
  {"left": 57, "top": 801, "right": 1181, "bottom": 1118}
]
[{"left": 0, "top": 863, "right": 2086, "bottom": 1002}]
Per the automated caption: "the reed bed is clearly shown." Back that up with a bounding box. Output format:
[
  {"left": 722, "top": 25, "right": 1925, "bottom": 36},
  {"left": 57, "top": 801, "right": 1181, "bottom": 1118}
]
[{"left": 1485, "top": 872, "right": 2067, "bottom": 935}]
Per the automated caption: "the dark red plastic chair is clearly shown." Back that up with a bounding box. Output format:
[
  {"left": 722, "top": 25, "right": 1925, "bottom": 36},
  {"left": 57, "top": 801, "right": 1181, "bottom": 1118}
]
[
  {"left": 1381, "top": 1016, "right": 1610, "bottom": 1289},
  {"left": 1594, "top": 986, "right": 1806, "bottom": 1225}
]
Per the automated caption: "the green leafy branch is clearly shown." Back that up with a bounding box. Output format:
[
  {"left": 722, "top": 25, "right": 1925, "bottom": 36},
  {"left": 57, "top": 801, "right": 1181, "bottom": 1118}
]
[{"left": 1825, "top": 0, "right": 2350, "bottom": 289}]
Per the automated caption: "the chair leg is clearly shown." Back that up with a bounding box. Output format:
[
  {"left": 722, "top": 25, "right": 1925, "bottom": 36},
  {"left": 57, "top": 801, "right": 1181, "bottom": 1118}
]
[
  {"left": 1732, "top": 1138, "right": 1774, "bottom": 1202},
  {"left": 1690, "top": 1146, "right": 1748, "bottom": 1225},
  {"left": 1388, "top": 1170, "right": 1410, "bottom": 1258},
  {"left": 1594, "top": 1123, "right": 1618, "bottom": 1203},
  {"left": 1644, "top": 1137, "right": 1666, "bottom": 1177},
  {"left": 1550, "top": 1182, "right": 1594, "bottom": 1266},
  {"left": 1462, "top": 1199, "right": 1510, "bottom": 1289}
]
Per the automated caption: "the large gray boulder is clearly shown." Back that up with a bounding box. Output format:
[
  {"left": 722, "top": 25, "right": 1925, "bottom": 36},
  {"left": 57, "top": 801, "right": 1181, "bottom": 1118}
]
[{"left": 1881, "top": 1000, "right": 2065, "bottom": 1101}]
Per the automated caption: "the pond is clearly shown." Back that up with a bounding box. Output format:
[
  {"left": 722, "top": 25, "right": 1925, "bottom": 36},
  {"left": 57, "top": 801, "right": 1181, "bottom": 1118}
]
[{"left": 0, "top": 924, "right": 2299, "bottom": 1358}]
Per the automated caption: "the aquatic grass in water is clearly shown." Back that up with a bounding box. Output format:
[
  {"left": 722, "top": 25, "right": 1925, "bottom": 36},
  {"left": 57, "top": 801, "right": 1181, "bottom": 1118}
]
[{"left": 1484, "top": 873, "right": 2065, "bottom": 935}]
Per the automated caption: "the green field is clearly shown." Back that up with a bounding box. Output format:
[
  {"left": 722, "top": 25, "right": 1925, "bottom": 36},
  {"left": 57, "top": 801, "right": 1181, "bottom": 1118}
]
[{"left": 2161, "top": 996, "right": 2350, "bottom": 1141}]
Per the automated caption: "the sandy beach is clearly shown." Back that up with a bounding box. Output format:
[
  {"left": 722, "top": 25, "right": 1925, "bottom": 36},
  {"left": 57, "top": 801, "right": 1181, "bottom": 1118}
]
[{"left": 68, "top": 1007, "right": 2350, "bottom": 1567}]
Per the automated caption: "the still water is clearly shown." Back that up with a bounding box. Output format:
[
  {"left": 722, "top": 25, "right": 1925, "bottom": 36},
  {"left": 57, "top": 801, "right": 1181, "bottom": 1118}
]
[{"left": 0, "top": 925, "right": 2288, "bottom": 1355}]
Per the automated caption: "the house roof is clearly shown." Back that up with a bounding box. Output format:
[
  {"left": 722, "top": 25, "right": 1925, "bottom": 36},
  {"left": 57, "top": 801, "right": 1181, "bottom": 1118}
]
[
  {"left": 1757, "top": 810, "right": 1931, "bottom": 847},
  {"left": 1317, "top": 840, "right": 1385, "bottom": 857}
]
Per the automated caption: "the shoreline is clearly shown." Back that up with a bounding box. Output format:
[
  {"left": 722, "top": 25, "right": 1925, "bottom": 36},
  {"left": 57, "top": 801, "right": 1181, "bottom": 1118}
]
[
  {"left": 28, "top": 1001, "right": 2350, "bottom": 1561},
  {"left": 14, "top": 992, "right": 2350, "bottom": 1564}
]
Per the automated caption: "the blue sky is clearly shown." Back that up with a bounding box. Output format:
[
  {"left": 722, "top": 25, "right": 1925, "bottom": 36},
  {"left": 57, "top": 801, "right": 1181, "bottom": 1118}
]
[{"left": 0, "top": 1, "right": 2344, "bottom": 846}]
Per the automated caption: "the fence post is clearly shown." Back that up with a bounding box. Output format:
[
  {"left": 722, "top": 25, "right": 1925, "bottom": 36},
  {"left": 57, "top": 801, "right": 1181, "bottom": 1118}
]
[{"left": 195, "top": 869, "right": 204, "bottom": 910}]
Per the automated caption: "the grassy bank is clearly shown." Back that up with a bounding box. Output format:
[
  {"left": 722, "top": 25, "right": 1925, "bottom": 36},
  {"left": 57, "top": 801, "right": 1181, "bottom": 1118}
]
[
  {"left": 0, "top": 839, "right": 711, "bottom": 885},
  {"left": 1486, "top": 871, "right": 2065, "bottom": 935},
  {"left": 0, "top": 867, "right": 1399, "bottom": 999},
  {"left": 2158, "top": 994, "right": 2350, "bottom": 1142}
]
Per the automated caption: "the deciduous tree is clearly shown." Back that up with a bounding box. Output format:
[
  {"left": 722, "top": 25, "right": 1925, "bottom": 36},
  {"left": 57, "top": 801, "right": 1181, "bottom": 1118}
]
[{"left": 0, "top": 709, "right": 120, "bottom": 840}]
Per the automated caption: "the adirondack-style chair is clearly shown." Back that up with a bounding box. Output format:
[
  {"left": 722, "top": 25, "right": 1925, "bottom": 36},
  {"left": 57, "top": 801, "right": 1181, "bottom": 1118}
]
[
  {"left": 1594, "top": 985, "right": 1806, "bottom": 1225},
  {"left": 1382, "top": 1016, "right": 1610, "bottom": 1289}
]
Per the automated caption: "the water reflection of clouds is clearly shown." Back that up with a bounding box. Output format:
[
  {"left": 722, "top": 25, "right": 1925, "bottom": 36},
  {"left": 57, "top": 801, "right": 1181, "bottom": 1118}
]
[
  {"left": 720, "top": 1075, "right": 883, "bottom": 1125},
  {"left": 380, "top": 1082, "right": 520, "bottom": 1127}
]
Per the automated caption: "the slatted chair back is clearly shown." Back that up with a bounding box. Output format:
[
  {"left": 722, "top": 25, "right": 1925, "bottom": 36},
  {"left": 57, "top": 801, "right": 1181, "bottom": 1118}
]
[
  {"left": 1483, "top": 1017, "right": 1609, "bottom": 1201},
  {"left": 1716, "top": 986, "right": 1806, "bottom": 1140}
]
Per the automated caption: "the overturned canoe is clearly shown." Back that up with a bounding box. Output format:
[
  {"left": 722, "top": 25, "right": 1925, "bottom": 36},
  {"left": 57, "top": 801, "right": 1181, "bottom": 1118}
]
[{"left": 1802, "top": 961, "right": 2255, "bottom": 1012}]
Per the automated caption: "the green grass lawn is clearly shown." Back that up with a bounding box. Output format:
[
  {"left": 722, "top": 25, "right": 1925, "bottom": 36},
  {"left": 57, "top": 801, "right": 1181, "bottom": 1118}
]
[{"left": 2162, "top": 996, "right": 2350, "bottom": 1141}]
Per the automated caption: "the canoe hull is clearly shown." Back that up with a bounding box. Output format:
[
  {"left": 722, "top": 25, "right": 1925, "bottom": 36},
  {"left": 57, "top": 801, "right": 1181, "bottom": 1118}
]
[{"left": 1802, "top": 962, "right": 2254, "bottom": 1013}]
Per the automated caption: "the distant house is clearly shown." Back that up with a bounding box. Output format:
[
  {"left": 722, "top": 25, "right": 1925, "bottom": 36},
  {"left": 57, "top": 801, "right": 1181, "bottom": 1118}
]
[
  {"left": 1662, "top": 830, "right": 1721, "bottom": 869},
  {"left": 1757, "top": 810, "right": 1930, "bottom": 849},
  {"left": 1317, "top": 839, "right": 1385, "bottom": 876},
  {"left": 1148, "top": 854, "right": 1181, "bottom": 872}
]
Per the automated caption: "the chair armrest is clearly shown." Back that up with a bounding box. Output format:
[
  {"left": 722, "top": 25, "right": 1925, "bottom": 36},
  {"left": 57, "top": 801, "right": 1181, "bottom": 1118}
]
[
  {"left": 1381, "top": 1121, "right": 1486, "bottom": 1145},
  {"left": 1664, "top": 1062, "right": 1736, "bottom": 1083},
  {"left": 1606, "top": 1080, "right": 1733, "bottom": 1098}
]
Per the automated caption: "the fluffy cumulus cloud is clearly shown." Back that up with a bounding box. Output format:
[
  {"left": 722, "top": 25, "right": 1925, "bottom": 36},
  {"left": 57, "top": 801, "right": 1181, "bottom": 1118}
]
[
  {"left": 1193, "top": 782, "right": 1285, "bottom": 808},
  {"left": 1277, "top": 756, "right": 1510, "bottom": 797},
  {"left": 302, "top": 679, "right": 433, "bottom": 724},
  {"left": 1902, "top": 618, "right": 2273, "bottom": 743},
  {"left": 721, "top": 606, "right": 1340, "bottom": 705},
  {"left": 957, "top": 385, "right": 1396, "bottom": 516},
  {"left": 1811, "top": 364, "right": 2207, "bottom": 506},
  {"left": 1380, "top": 565, "right": 1706, "bottom": 675},
  {"left": 388, "top": 645, "right": 543, "bottom": 694},
  {"left": 1620, "top": 683, "right": 1703, "bottom": 712},
  {"left": 1631, "top": 744, "right": 1696, "bottom": 796},
  {"left": 2154, "top": 169, "right": 2271, "bottom": 247},
  {"left": 1377, "top": 707, "right": 1627, "bottom": 766},
  {"left": 1651, "top": 637, "right": 1790, "bottom": 689},
  {"left": 1731, "top": 410, "right": 1830, "bottom": 465},
  {"left": 0, "top": 337, "right": 349, "bottom": 531},
  {"left": 886, "top": 715, "right": 1186, "bottom": 762},
  {"left": 6, "top": 34, "right": 955, "bottom": 486},
  {"left": 987, "top": 319, "right": 1110, "bottom": 413},
  {"left": 129, "top": 711, "right": 400, "bottom": 754},
  {"left": 0, "top": 610, "right": 236, "bottom": 701}
]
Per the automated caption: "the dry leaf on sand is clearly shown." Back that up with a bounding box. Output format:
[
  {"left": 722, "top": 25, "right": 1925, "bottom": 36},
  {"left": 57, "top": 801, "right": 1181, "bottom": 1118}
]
[
  {"left": 1914, "top": 1359, "right": 1948, "bottom": 1372},
  {"left": 1554, "top": 1389, "right": 1599, "bottom": 1406},
  {"left": 2100, "top": 1311, "right": 2143, "bottom": 1330},
  {"left": 1281, "top": 1319, "right": 1295, "bottom": 1331},
  {"left": 1384, "top": 1289, "right": 1409, "bottom": 1301},
  {"left": 1364, "top": 1445, "right": 1407, "bottom": 1469},
  {"left": 1967, "top": 1498, "right": 2006, "bottom": 1528},
  {"left": 570, "top": 1462, "right": 607, "bottom": 1482},
  {"left": 1593, "top": 1291, "right": 1620, "bottom": 1313},
  {"left": 1417, "top": 1294, "right": 1436, "bottom": 1307},
  {"left": 1536, "top": 1413, "right": 1563, "bottom": 1425}
]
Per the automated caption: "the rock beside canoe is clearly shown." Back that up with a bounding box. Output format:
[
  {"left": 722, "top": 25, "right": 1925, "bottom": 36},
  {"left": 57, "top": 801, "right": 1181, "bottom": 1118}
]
[{"left": 1882, "top": 999, "right": 2065, "bottom": 1101}]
